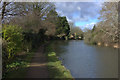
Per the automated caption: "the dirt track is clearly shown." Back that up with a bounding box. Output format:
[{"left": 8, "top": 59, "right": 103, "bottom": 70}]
[{"left": 26, "top": 45, "right": 48, "bottom": 78}]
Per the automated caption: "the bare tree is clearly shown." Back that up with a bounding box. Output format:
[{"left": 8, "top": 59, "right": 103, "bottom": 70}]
[
  {"left": 0, "top": 2, "right": 55, "bottom": 24},
  {"left": 98, "top": 2, "right": 118, "bottom": 43}
]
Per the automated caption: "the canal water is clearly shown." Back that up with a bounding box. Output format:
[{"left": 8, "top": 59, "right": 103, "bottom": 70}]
[{"left": 51, "top": 40, "right": 118, "bottom": 78}]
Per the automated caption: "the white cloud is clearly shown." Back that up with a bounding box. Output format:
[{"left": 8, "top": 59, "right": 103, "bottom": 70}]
[
  {"left": 77, "top": 6, "right": 81, "bottom": 10},
  {"left": 84, "top": 22, "right": 96, "bottom": 29},
  {"left": 55, "top": 2, "right": 102, "bottom": 23}
]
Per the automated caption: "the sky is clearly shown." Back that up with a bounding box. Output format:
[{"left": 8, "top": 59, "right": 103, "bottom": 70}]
[{"left": 55, "top": 2, "right": 102, "bottom": 30}]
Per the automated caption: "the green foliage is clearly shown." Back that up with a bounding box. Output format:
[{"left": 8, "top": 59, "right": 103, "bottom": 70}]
[
  {"left": 2, "top": 25, "right": 23, "bottom": 59},
  {"left": 48, "top": 52, "right": 56, "bottom": 57},
  {"left": 91, "top": 25, "right": 96, "bottom": 32},
  {"left": 4, "top": 51, "right": 34, "bottom": 78},
  {"left": 6, "top": 61, "right": 29, "bottom": 71},
  {"left": 22, "top": 29, "right": 47, "bottom": 51},
  {"left": 56, "top": 16, "right": 70, "bottom": 37},
  {"left": 84, "top": 29, "right": 97, "bottom": 45}
]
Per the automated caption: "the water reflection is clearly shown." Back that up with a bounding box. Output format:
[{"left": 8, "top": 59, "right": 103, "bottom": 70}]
[
  {"left": 51, "top": 40, "right": 118, "bottom": 78},
  {"left": 50, "top": 40, "right": 69, "bottom": 56}
]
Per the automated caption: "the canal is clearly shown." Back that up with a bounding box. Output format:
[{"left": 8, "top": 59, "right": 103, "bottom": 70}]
[{"left": 50, "top": 40, "right": 118, "bottom": 78}]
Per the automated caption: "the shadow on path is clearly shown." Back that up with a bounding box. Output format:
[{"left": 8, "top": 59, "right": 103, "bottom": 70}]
[{"left": 26, "top": 46, "right": 49, "bottom": 78}]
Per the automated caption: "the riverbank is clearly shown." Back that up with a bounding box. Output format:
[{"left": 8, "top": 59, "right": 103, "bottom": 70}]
[
  {"left": 84, "top": 40, "right": 120, "bottom": 49},
  {"left": 45, "top": 42, "right": 74, "bottom": 79},
  {"left": 97, "top": 42, "right": 120, "bottom": 49}
]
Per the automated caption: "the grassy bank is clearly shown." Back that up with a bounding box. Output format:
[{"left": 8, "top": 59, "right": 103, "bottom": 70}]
[
  {"left": 45, "top": 43, "right": 74, "bottom": 79},
  {"left": 4, "top": 50, "right": 35, "bottom": 78}
]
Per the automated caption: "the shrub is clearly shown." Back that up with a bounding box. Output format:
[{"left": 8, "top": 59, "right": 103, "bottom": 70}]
[{"left": 2, "top": 25, "right": 23, "bottom": 59}]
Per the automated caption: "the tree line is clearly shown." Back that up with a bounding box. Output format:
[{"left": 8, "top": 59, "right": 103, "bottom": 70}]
[
  {"left": 84, "top": 2, "right": 120, "bottom": 47},
  {"left": 1, "top": 1, "right": 119, "bottom": 77},
  {"left": 0, "top": 2, "right": 70, "bottom": 77}
]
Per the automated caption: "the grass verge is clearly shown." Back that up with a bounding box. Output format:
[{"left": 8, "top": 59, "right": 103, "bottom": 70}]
[
  {"left": 45, "top": 43, "right": 74, "bottom": 80},
  {"left": 4, "top": 50, "right": 35, "bottom": 78}
]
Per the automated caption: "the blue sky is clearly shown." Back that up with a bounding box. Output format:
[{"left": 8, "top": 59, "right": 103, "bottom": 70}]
[{"left": 55, "top": 2, "right": 102, "bottom": 30}]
